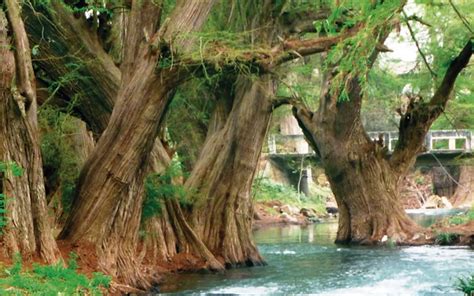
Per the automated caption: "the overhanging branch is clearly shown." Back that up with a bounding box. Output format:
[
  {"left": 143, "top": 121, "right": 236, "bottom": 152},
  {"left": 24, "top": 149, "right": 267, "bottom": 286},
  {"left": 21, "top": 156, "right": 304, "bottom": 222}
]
[
  {"left": 389, "top": 38, "right": 472, "bottom": 174},
  {"left": 429, "top": 39, "right": 473, "bottom": 108}
]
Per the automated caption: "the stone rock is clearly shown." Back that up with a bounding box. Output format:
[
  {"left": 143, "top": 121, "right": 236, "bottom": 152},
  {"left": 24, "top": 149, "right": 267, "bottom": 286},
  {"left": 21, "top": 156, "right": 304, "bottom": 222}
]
[
  {"left": 423, "top": 195, "right": 442, "bottom": 209},
  {"left": 280, "top": 213, "right": 298, "bottom": 223},
  {"left": 300, "top": 208, "right": 316, "bottom": 218},
  {"left": 281, "top": 204, "right": 300, "bottom": 215},
  {"left": 253, "top": 209, "right": 262, "bottom": 220},
  {"left": 439, "top": 196, "right": 453, "bottom": 209},
  {"left": 326, "top": 206, "right": 338, "bottom": 214},
  {"left": 317, "top": 174, "right": 330, "bottom": 186}
]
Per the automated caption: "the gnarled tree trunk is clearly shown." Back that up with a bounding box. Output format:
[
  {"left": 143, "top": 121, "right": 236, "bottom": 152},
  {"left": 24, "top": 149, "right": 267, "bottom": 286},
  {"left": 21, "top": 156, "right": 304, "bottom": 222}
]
[
  {"left": 294, "top": 38, "right": 472, "bottom": 245},
  {"left": 0, "top": 3, "right": 59, "bottom": 263},
  {"left": 294, "top": 77, "right": 422, "bottom": 245},
  {"left": 58, "top": 0, "right": 218, "bottom": 288},
  {"left": 186, "top": 76, "right": 275, "bottom": 266}
]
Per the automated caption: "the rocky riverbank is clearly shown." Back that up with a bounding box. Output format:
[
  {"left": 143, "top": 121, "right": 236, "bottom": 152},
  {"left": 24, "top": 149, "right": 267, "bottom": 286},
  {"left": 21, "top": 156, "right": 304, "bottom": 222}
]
[{"left": 253, "top": 200, "right": 337, "bottom": 229}]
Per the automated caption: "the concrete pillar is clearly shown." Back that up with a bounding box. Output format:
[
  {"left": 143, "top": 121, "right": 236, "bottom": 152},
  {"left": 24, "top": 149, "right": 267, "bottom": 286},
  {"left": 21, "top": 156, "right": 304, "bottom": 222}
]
[
  {"left": 449, "top": 138, "right": 456, "bottom": 150},
  {"left": 299, "top": 168, "right": 310, "bottom": 196}
]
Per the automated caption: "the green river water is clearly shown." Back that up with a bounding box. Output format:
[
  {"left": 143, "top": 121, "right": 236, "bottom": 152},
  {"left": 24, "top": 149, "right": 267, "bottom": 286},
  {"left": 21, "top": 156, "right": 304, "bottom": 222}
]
[{"left": 161, "top": 210, "right": 473, "bottom": 295}]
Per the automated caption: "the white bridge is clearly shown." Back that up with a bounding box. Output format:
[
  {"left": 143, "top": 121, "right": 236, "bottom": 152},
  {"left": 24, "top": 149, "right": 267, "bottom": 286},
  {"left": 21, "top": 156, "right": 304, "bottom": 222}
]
[{"left": 267, "top": 130, "right": 473, "bottom": 156}]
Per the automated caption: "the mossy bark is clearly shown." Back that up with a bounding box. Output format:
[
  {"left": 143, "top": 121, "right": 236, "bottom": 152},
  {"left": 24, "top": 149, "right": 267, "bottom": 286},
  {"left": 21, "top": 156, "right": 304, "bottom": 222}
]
[
  {"left": 0, "top": 3, "right": 59, "bottom": 263},
  {"left": 186, "top": 76, "right": 275, "bottom": 266}
]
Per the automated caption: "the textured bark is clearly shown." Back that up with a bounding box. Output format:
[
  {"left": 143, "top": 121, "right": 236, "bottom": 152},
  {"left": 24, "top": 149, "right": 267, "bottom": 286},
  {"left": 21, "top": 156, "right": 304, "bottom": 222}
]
[
  {"left": 25, "top": 0, "right": 221, "bottom": 281},
  {"left": 23, "top": 1, "right": 120, "bottom": 136},
  {"left": 292, "top": 21, "right": 471, "bottom": 245},
  {"left": 139, "top": 140, "right": 223, "bottom": 271},
  {"left": 58, "top": 0, "right": 217, "bottom": 288},
  {"left": 186, "top": 76, "right": 274, "bottom": 266},
  {"left": 0, "top": 3, "right": 59, "bottom": 262},
  {"left": 293, "top": 75, "right": 423, "bottom": 244},
  {"left": 451, "top": 166, "right": 474, "bottom": 208}
]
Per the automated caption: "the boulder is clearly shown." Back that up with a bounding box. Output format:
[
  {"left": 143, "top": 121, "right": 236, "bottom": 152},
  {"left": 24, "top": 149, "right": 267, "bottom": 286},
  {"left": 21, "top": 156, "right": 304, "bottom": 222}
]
[
  {"left": 300, "top": 208, "right": 316, "bottom": 218},
  {"left": 423, "top": 195, "right": 442, "bottom": 209},
  {"left": 280, "top": 213, "right": 298, "bottom": 223},
  {"left": 439, "top": 196, "right": 453, "bottom": 209},
  {"left": 326, "top": 206, "right": 338, "bottom": 214},
  {"left": 281, "top": 204, "right": 300, "bottom": 215},
  {"left": 317, "top": 174, "right": 330, "bottom": 186}
]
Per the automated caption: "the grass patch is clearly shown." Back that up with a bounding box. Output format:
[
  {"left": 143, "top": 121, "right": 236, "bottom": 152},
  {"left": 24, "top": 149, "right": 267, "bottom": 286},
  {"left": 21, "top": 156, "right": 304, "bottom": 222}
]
[
  {"left": 0, "top": 254, "right": 110, "bottom": 295},
  {"left": 448, "top": 208, "right": 474, "bottom": 225},
  {"left": 252, "top": 177, "right": 327, "bottom": 214},
  {"left": 435, "top": 232, "right": 459, "bottom": 245}
]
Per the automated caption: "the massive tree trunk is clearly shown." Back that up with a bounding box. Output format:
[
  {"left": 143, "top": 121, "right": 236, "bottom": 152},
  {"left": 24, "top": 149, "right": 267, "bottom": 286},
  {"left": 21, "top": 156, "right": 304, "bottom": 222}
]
[
  {"left": 58, "top": 0, "right": 218, "bottom": 288},
  {"left": 0, "top": 2, "right": 59, "bottom": 262},
  {"left": 25, "top": 0, "right": 222, "bottom": 280},
  {"left": 294, "top": 38, "right": 472, "bottom": 244},
  {"left": 186, "top": 76, "right": 274, "bottom": 266},
  {"left": 293, "top": 77, "right": 422, "bottom": 244},
  {"left": 451, "top": 165, "right": 474, "bottom": 208}
]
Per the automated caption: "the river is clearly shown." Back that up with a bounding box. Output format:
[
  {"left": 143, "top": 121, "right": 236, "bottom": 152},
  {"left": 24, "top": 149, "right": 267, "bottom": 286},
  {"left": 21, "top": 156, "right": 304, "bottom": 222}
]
[{"left": 161, "top": 210, "right": 473, "bottom": 295}]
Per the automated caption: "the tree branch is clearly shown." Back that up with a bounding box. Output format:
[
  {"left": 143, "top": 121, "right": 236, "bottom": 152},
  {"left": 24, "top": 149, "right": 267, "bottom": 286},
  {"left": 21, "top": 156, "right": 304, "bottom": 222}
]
[
  {"left": 429, "top": 39, "right": 473, "bottom": 108},
  {"left": 448, "top": 0, "right": 473, "bottom": 35},
  {"left": 282, "top": 9, "right": 331, "bottom": 34},
  {"left": 402, "top": 10, "right": 437, "bottom": 78},
  {"left": 390, "top": 39, "right": 473, "bottom": 174},
  {"left": 5, "top": 0, "right": 36, "bottom": 107}
]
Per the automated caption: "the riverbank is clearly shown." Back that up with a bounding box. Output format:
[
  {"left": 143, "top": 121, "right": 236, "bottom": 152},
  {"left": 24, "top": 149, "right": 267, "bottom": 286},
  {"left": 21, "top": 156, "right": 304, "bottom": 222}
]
[
  {"left": 1, "top": 206, "right": 472, "bottom": 295},
  {"left": 160, "top": 222, "right": 474, "bottom": 295}
]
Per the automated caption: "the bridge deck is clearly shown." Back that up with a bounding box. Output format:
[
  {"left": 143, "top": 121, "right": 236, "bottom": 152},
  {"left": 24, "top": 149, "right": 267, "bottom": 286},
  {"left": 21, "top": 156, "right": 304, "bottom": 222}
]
[{"left": 267, "top": 130, "right": 473, "bottom": 156}]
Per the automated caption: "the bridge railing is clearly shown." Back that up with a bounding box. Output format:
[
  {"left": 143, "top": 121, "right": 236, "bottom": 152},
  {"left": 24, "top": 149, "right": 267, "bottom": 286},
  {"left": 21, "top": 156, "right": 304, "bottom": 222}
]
[{"left": 268, "top": 130, "right": 473, "bottom": 155}]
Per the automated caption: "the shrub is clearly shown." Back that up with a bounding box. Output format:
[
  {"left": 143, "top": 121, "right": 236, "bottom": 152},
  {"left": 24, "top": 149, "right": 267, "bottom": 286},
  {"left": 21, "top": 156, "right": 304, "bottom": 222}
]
[
  {"left": 448, "top": 208, "right": 474, "bottom": 226},
  {"left": 252, "top": 177, "right": 326, "bottom": 214},
  {"left": 455, "top": 274, "right": 474, "bottom": 295},
  {"left": 39, "top": 107, "right": 82, "bottom": 214},
  {"left": 435, "top": 232, "right": 459, "bottom": 245},
  {"left": 142, "top": 159, "right": 189, "bottom": 220}
]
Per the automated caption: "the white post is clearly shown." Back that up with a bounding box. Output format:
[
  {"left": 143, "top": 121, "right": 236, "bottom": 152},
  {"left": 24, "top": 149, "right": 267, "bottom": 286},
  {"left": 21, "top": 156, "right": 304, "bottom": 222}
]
[
  {"left": 467, "top": 131, "right": 472, "bottom": 152},
  {"left": 268, "top": 135, "right": 276, "bottom": 154},
  {"left": 448, "top": 138, "right": 456, "bottom": 150}
]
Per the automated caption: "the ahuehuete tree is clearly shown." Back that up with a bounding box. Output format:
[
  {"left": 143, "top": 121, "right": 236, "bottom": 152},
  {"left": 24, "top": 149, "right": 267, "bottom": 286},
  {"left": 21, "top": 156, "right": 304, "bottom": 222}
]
[
  {"left": 24, "top": 1, "right": 223, "bottom": 275},
  {"left": 293, "top": 0, "right": 473, "bottom": 244},
  {"left": 27, "top": 0, "right": 350, "bottom": 275},
  {"left": 29, "top": 0, "right": 222, "bottom": 287},
  {"left": 181, "top": 0, "right": 350, "bottom": 266},
  {"left": 0, "top": 0, "right": 59, "bottom": 263}
]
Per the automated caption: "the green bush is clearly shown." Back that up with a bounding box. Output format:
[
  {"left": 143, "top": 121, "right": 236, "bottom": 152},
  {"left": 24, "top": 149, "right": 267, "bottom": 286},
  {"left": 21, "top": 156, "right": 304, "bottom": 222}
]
[
  {"left": 39, "top": 107, "right": 82, "bottom": 214},
  {"left": 435, "top": 232, "right": 459, "bottom": 245},
  {"left": 142, "top": 159, "right": 189, "bottom": 220},
  {"left": 0, "top": 162, "right": 23, "bottom": 233},
  {"left": 252, "top": 177, "right": 326, "bottom": 214},
  {"left": 455, "top": 274, "right": 474, "bottom": 295},
  {"left": 0, "top": 253, "right": 110, "bottom": 295},
  {"left": 448, "top": 208, "right": 474, "bottom": 225}
]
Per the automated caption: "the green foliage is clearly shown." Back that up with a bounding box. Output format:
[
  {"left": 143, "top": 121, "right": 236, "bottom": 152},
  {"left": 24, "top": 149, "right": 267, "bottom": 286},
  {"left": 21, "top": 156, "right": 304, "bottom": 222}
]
[
  {"left": 434, "top": 232, "right": 459, "bottom": 245},
  {"left": 322, "top": 0, "right": 404, "bottom": 101},
  {"left": 455, "top": 274, "right": 474, "bottom": 295},
  {"left": 142, "top": 160, "right": 189, "bottom": 220},
  {"left": 39, "top": 107, "right": 82, "bottom": 214},
  {"left": 0, "top": 162, "right": 23, "bottom": 233},
  {"left": 167, "top": 79, "right": 215, "bottom": 172},
  {"left": 0, "top": 253, "right": 110, "bottom": 295},
  {"left": 252, "top": 177, "right": 327, "bottom": 214},
  {"left": 448, "top": 208, "right": 474, "bottom": 226}
]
